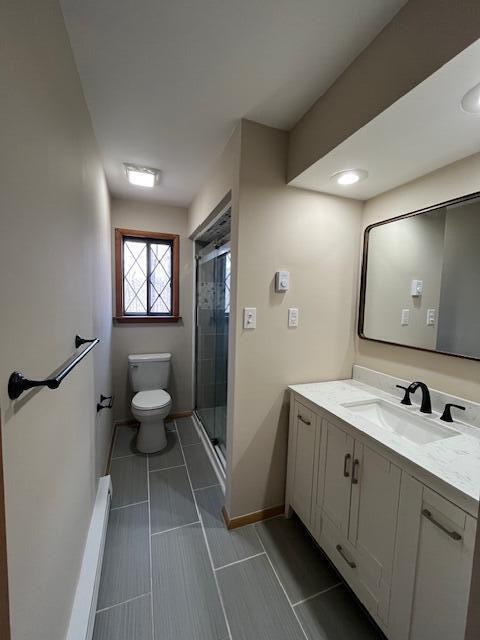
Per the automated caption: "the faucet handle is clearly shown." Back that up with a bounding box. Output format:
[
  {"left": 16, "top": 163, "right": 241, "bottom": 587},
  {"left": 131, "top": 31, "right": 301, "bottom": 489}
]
[
  {"left": 440, "top": 403, "right": 465, "bottom": 423},
  {"left": 396, "top": 384, "right": 412, "bottom": 405}
]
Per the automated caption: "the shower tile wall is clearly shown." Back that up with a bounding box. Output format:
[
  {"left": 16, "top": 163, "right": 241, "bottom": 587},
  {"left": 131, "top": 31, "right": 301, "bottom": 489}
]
[
  {"left": 197, "top": 258, "right": 216, "bottom": 418},
  {"left": 195, "top": 248, "right": 229, "bottom": 450},
  {"left": 215, "top": 313, "right": 228, "bottom": 408}
]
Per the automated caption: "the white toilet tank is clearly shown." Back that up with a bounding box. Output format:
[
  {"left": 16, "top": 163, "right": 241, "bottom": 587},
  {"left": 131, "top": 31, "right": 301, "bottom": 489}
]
[{"left": 128, "top": 353, "right": 171, "bottom": 391}]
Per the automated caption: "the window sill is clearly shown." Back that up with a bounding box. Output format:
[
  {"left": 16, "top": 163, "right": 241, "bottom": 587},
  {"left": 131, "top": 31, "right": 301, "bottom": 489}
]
[{"left": 113, "top": 316, "right": 182, "bottom": 325}]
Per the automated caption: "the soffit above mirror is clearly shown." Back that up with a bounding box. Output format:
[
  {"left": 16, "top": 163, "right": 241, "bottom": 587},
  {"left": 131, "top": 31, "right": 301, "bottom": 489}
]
[{"left": 290, "top": 38, "right": 480, "bottom": 201}]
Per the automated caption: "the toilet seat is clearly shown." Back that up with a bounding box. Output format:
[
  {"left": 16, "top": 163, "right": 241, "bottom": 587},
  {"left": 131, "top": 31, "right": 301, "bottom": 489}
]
[{"left": 132, "top": 389, "right": 171, "bottom": 411}]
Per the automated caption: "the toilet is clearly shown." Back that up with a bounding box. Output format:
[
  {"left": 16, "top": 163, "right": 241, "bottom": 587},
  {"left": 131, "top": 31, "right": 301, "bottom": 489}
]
[{"left": 128, "top": 352, "right": 172, "bottom": 453}]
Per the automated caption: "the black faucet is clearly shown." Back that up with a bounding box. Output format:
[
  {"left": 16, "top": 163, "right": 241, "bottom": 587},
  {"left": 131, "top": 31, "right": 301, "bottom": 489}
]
[
  {"left": 396, "top": 384, "right": 412, "bottom": 405},
  {"left": 407, "top": 381, "right": 432, "bottom": 414},
  {"left": 440, "top": 403, "right": 465, "bottom": 423}
]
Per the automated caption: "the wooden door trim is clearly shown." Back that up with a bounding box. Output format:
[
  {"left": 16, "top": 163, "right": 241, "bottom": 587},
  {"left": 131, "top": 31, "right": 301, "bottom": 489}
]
[{"left": 0, "top": 417, "right": 11, "bottom": 640}]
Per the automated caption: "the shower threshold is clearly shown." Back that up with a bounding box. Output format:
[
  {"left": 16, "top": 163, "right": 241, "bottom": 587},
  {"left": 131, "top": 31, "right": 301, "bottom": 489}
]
[{"left": 193, "top": 409, "right": 227, "bottom": 476}]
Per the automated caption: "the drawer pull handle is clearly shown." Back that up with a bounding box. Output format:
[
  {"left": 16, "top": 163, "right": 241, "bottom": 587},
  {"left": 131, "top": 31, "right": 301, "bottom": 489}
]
[
  {"left": 343, "top": 453, "right": 351, "bottom": 477},
  {"left": 336, "top": 544, "right": 356, "bottom": 569},
  {"left": 352, "top": 459, "right": 360, "bottom": 484},
  {"left": 298, "top": 415, "right": 311, "bottom": 425},
  {"left": 422, "top": 509, "right": 462, "bottom": 541}
]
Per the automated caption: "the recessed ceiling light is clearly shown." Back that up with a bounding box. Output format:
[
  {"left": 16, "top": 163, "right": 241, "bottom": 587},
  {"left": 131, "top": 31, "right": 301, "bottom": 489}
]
[
  {"left": 124, "top": 164, "right": 161, "bottom": 187},
  {"left": 331, "top": 169, "right": 368, "bottom": 186},
  {"left": 461, "top": 82, "right": 480, "bottom": 114}
]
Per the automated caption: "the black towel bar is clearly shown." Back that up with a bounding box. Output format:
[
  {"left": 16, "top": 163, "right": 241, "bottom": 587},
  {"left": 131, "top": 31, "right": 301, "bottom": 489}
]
[{"left": 8, "top": 335, "right": 99, "bottom": 400}]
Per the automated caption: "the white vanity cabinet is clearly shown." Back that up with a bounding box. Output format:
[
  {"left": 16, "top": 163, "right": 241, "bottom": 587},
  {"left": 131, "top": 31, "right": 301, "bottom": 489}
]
[
  {"left": 314, "top": 415, "right": 401, "bottom": 628},
  {"left": 315, "top": 417, "right": 353, "bottom": 538},
  {"left": 390, "top": 477, "right": 476, "bottom": 640},
  {"left": 285, "top": 391, "right": 477, "bottom": 640},
  {"left": 285, "top": 399, "right": 318, "bottom": 529}
]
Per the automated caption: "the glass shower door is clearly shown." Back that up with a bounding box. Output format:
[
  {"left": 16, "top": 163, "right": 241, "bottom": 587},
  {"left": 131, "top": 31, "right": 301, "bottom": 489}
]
[{"left": 195, "top": 244, "right": 230, "bottom": 457}]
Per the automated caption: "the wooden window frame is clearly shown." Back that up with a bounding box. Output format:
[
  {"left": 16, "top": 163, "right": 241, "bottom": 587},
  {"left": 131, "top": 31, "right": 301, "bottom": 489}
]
[{"left": 114, "top": 228, "right": 180, "bottom": 324}]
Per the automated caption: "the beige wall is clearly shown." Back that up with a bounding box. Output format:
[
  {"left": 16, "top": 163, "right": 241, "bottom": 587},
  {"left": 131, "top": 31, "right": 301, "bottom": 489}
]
[
  {"left": 364, "top": 211, "right": 445, "bottom": 349},
  {"left": 111, "top": 198, "right": 194, "bottom": 419},
  {"left": 187, "top": 126, "right": 241, "bottom": 237},
  {"left": 188, "top": 124, "right": 242, "bottom": 504},
  {"left": 357, "top": 152, "right": 480, "bottom": 402},
  {"left": 0, "top": 2, "right": 112, "bottom": 639},
  {"left": 288, "top": 0, "right": 480, "bottom": 181},
  {"left": 226, "top": 121, "right": 362, "bottom": 517}
]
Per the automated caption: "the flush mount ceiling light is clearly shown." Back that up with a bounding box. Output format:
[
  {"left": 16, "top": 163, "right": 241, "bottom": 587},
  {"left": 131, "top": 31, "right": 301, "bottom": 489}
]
[
  {"left": 461, "top": 82, "right": 480, "bottom": 114},
  {"left": 331, "top": 169, "right": 368, "bottom": 186},
  {"left": 124, "top": 164, "right": 161, "bottom": 188}
]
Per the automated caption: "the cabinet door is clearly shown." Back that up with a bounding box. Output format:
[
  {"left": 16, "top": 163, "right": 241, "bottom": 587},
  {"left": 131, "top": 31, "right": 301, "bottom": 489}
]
[
  {"left": 348, "top": 442, "right": 401, "bottom": 624},
  {"left": 408, "top": 488, "right": 476, "bottom": 640},
  {"left": 317, "top": 418, "right": 354, "bottom": 537},
  {"left": 290, "top": 401, "right": 317, "bottom": 528}
]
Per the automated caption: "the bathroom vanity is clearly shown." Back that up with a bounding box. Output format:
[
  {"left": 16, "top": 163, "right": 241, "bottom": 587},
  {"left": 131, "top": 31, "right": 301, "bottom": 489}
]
[{"left": 285, "top": 367, "right": 479, "bottom": 640}]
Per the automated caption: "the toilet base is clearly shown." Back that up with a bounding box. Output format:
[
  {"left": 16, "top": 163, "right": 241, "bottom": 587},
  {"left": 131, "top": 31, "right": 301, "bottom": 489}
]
[{"left": 136, "top": 418, "right": 168, "bottom": 453}]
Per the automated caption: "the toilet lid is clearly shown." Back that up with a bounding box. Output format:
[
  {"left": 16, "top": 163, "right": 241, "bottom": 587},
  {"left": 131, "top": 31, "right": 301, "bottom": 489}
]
[{"left": 132, "top": 389, "right": 171, "bottom": 411}]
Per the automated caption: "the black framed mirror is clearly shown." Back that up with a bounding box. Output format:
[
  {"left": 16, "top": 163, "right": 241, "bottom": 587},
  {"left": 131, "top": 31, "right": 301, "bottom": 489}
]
[{"left": 359, "top": 191, "right": 480, "bottom": 361}]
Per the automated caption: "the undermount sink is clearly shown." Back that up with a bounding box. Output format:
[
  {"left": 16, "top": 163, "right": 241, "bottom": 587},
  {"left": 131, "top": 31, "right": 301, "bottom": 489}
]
[{"left": 341, "top": 399, "right": 460, "bottom": 445}]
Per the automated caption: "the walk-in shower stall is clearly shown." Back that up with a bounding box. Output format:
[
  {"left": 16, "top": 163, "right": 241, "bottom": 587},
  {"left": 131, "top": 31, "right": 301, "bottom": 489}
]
[{"left": 194, "top": 205, "right": 231, "bottom": 468}]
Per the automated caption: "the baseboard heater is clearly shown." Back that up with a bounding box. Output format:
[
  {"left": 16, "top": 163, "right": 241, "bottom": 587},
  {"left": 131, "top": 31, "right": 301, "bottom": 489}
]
[{"left": 67, "top": 475, "right": 112, "bottom": 640}]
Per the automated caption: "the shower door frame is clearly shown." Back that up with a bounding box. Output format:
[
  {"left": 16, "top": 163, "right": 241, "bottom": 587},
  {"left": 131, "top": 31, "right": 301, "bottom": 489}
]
[{"left": 194, "top": 239, "right": 231, "bottom": 471}]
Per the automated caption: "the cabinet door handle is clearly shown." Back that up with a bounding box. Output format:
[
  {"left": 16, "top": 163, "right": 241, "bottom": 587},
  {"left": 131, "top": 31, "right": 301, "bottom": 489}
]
[
  {"left": 351, "top": 459, "right": 360, "bottom": 484},
  {"left": 422, "top": 509, "right": 462, "bottom": 541},
  {"left": 298, "top": 415, "right": 311, "bottom": 425},
  {"left": 343, "top": 453, "right": 351, "bottom": 477},
  {"left": 336, "top": 544, "right": 356, "bottom": 569}
]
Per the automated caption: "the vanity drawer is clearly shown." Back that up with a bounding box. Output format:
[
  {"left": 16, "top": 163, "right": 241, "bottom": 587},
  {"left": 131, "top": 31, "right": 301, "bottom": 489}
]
[
  {"left": 320, "top": 513, "right": 390, "bottom": 632},
  {"left": 421, "top": 486, "right": 468, "bottom": 534},
  {"left": 319, "top": 515, "right": 359, "bottom": 586}
]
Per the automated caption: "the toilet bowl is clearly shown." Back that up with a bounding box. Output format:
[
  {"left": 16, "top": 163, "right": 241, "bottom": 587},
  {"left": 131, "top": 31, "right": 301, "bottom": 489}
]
[
  {"left": 131, "top": 389, "right": 172, "bottom": 453},
  {"left": 128, "top": 352, "right": 172, "bottom": 454}
]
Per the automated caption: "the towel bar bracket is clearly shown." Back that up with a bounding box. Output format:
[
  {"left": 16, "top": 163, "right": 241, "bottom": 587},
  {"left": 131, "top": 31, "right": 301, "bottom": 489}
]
[
  {"left": 8, "top": 336, "right": 99, "bottom": 400},
  {"left": 97, "top": 394, "right": 113, "bottom": 412},
  {"left": 75, "top": 335, "right": 96, "bottom": 348},
  {"left": 8, "top": 372, "right": 60, "bottom": 399}
]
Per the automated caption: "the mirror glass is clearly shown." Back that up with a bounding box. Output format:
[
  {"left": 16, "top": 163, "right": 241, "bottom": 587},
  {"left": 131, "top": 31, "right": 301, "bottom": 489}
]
[{"left": 360, "top": 193, "right": 480, "bottom": 360}]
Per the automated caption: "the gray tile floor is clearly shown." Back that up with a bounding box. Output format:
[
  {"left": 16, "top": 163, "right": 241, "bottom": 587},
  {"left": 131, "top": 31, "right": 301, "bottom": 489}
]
[{"left": 95, "top": 418, "right": 385, "bottom": 640}]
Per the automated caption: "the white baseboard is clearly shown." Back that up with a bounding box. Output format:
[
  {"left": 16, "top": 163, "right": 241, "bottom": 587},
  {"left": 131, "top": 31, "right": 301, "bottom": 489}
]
[{"left": 67, "top": 476, "right": 112, "bottom": 640}]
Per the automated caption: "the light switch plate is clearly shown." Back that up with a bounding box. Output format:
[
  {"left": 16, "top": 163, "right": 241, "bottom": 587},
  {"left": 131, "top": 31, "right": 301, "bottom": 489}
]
[
  {"left": 243, "top": 307, "right": 256, "bottom": 329},
  {"left": 288, "top": 308, "right": 299, "bottom": 327},
  {"left": 426, "top": 308, "right": 436, "bottom": 326},
  {"left": 401, "top": 309, "right": 410, "bottom": 326}
]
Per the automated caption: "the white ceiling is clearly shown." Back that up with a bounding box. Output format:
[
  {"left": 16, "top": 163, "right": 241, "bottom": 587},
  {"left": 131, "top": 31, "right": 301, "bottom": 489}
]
[
  {"left": 291, "top": 38, "right": 480, "bottom": 200},
  {"left": 60, "top": 0, "right": 405, "bottom": 206}
]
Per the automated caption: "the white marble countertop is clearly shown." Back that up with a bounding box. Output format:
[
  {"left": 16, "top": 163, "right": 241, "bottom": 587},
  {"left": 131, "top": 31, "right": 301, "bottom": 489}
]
[{"left": 289, "top": 378, "right": 480, "bottom": 517}]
